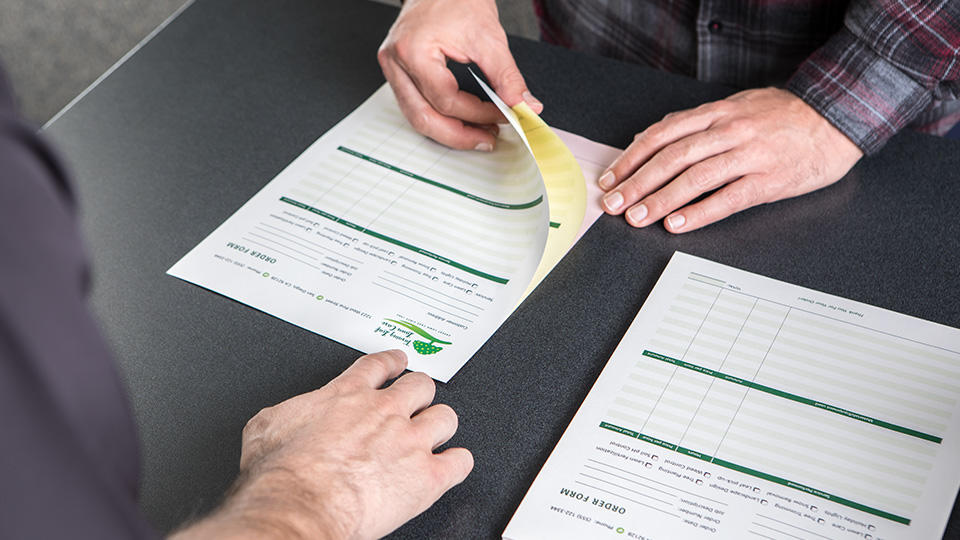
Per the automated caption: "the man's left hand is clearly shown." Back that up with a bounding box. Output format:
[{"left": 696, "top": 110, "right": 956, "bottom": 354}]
[{"left": 597, "top": 87, "right": 863, "bottom": 233}]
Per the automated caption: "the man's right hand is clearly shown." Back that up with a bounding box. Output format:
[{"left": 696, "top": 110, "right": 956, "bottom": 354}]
[
  {"left": 377, "top": 0, "right": 543, "bottom": 151},
  {"left": 171, "top": 350, "right": 472, "bottom": 539}
]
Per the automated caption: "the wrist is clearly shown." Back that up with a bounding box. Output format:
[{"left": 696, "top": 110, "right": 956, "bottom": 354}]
[
  {"left": 401, "top": 0, "right": 498, "bottom": 15},
  {"left": 171, "top": 466, "right": 350, "bottom": 540},
  {"left": 786, "top": 29, "right": 929, "bottom": 155}
]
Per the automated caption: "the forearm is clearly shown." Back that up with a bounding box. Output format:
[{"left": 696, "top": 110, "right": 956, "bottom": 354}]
[
  {"left": 786, "top": 0, "right": 960, "bottom": 154},
  {"left": 170, "top": 468, "right": 345, "bottom": 540}
]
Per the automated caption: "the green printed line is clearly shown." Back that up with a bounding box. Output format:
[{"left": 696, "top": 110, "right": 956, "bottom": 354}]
[
  {"left": 279, "top": 197, "right": 508, "bottom": 284},
  {"left": 598, "top": 422, "right": 911, "bottom": 525},
  {"left": 689, "top": 272, "right": 725, "bottom": 286},
  {"left": 641, "top": 350, "right": 942, "bottom": 444},
  {"left": 337, "top": 146, "right": 543, "bottom": 210},
  {"left": 549, "top": 221, "right": 561, "bottom": 229}
]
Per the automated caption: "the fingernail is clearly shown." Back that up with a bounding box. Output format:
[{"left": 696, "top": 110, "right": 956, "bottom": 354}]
[
  {"left": 627, "top": 204, "right": 648, "bottom": 224},
  {"left": 666, "top": 214, "right": 686, "bottom": 230},
  {"left": 474, "top": 142, "right": 493, "bottom": 152},
  {"left": 522, "top": 91, "right": 542, "bottom": 110},
  {"left": 603, "top": 191, "right": 623, "bottom": 212},
  {"left": 598, "top": 170, "right": 615, "bottom": 189}
]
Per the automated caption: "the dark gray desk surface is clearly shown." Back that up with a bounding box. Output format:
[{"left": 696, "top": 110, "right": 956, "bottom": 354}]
[{"left": 43, "top": 0, "right": 960, "bottom": 537}]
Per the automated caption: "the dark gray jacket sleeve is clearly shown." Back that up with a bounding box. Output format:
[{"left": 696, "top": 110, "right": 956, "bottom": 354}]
[{"left": 0, "top": 66, "right": 158, "bottom": 539}]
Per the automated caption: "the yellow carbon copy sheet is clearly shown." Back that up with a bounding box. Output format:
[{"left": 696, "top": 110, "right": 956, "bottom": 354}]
[
  {"left": 470, "top": 72, "right": 588, "bottom": 300},
  {"left": 168, "top": 75, "right": 612, "bottom": 381}
]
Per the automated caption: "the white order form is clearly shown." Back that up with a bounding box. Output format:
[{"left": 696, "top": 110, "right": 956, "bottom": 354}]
[
  {"left": 505, "top": 252, "right": 960, "bottom": 540},
  {"left": 168, "top": 80, "right": 618, "bottom": 382}
]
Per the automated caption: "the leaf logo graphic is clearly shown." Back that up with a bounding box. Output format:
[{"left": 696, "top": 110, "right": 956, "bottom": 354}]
[{"left": 385, "top": 319, "right": 452, "bottom": 355}]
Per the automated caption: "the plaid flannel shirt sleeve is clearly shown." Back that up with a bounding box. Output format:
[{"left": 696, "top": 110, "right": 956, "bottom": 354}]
[{"left": 786, "top": 1, "right": 960, "bottom": 154}]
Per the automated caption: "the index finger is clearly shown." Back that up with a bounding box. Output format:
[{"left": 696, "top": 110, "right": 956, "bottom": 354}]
[
  {"left": 471, "top": 33, "right": 540, "bottom": 112},
  {"left": 383, "top": 60, "right": 499, "bottom": 150},
  {"left": 400, "top": 53, "right": 504, "bottom": 126},
  {"left": 333, "top": 349, "right": 408, "bottom": 391}
]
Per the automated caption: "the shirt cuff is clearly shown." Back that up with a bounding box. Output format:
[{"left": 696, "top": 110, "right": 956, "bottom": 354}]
[{"left": 786, "top": 28, "right": 932, "bottom": 155}]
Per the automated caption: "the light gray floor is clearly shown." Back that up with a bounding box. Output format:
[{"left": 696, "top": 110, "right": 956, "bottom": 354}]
[
  {"left": 0, "top": 0, "right": 537, "bottom": 125},
  {"left": 0, "top": 0, "right": 187, "bottom": 124}
]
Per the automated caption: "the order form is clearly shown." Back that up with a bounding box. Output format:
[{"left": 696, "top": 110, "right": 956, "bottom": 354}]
[
  {"left": 505, "top": 252, "right": 960, "bottom": 540},
  {"left": 168, "top": 79, "right": 616, "bottom": 382}
]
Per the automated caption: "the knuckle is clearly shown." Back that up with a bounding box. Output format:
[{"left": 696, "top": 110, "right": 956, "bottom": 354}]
[
  {"left": 480, "top": 30, "right": 510, "bottom": 50},
  {"left": 690, "top": 154, "right": 731, "bottom": 190},
  {"left": 243, "top": 407, "right": 273, "bottom": 438},
  {"left": 428, "top": 461, "right": 450, "bottom": 487},
  {"left": 716, "top": 122, "right": 741, "bottom": 141},
  {"left": 724, "top": 183, "right": 755, "bottom": 209},
  {"left": 725, "top": 118, "right": 756, "bottom": 138},
  {"left": 408, "top": 108, "right": 432, "bottom": 133},
  {"left": 707, "top": 124, "right": 731, "bottom": 146},
  {"left": 497, "top": 66, "right": 525, "bottom": 89},
  {"left": 376, "top": 391, "right": 399, "bottom": 413},
  {"left": 704, "top": 100, "right": 730, "bottom": 115},
  {"left": 433, "top": 93, "right": 457, "bottom": 116},
  {"left": 445, "top": 449, "right": 473, "bottom": 481},
  {"left": 659, "top": 142, "right": 691, "bottom": 165},
  {"left": 392, "top": 38, "right": 413, "bottom": 61},
  {"left": 404, "top": 371, "right": 435, "bottom": 391},
  {"left": 686, "top": 203, "right": 710, "bottom": 225},
  {"left": 383, "top": 413, "right": 409, "bottom": 432},
  {"left": 362, "top": 351, "right": 390, "bottom": 371},
  {"left": 643, "top": 124, "right": 665, "bottom": 144},
  {"left": 692, "top": 102, "right": 714, "bottom": 116},
  {"left": 433, "top": 403, "right": 458, "bottom": 427},
  {"left": 377, "top": 349, "right": 403, "bottom": 369},
  {"left": 721, "top": 188, "right": 745, "bottom": 210},
  {"left": 455, "top": 451, "right": 475, "bottom": 474},
  {"left": 384, "top": 348, "right": 407, "bottom": 364},
  {"left": 687, "top": 165, "right": 715, "bottom": 191},
  {"left": 325, "top": 376, "right": 349, "bottom": 397},
  {"left": 376, "top": 45, "right": 392, "bottom": 67},
  {"left": 353, "top": 355, "right": 387, "bottom": 381}
]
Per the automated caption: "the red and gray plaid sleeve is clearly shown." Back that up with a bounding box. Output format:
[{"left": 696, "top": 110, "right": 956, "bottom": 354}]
[{"left": 787, "top": 1, "right": 960, "bottom": 154}]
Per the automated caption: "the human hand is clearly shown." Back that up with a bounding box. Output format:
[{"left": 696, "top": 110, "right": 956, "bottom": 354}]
[
  {"left": 597, "top": 87, "right": 864, "bottom": 233},
  {"left": 377, "top": 0, "right": 543, "bottom": 151},
  {"left": 172, "top": 350, "right": 472, "bottom": 540}
]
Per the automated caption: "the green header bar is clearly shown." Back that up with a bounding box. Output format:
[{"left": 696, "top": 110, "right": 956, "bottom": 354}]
[
  {"left": 599, "top": 421, "right": 640, "bottom": 438},
  {"left": 338, "top": 146, "right": 544, "bottom": 210},
  {"left": 641, "top": 350, "right": 942, "bottom": 444},
  {"left": 279, "top": 197, "right": 509, "bottom": 284},
  {"left": 598, "top": 421, "right": 911, "bottom": 525}
]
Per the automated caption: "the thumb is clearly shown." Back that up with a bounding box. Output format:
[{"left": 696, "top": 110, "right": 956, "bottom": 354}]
[{"left": 476, "top": 46, "right": 543, "bottom": 114}]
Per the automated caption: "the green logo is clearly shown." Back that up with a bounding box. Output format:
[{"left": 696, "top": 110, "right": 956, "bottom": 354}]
[
  {"left": 262, "top": 272, "right": 270, "bottom": 278},
  {"left": 316, "top": 295, "right": 324, "bottom": 301},
  {"left": 385, "top": 318, "right": 452, "bottom": 355},
  {"left": 616, "top": 527, "right": 625, "bottom": 534}
]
